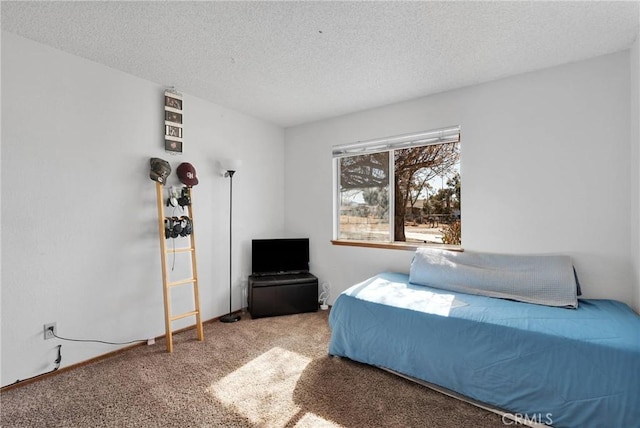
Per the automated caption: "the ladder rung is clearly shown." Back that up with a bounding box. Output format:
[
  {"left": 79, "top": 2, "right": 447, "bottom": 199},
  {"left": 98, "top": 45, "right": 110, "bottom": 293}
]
[
  {"left": 166, "top": 247, "right": 194, "bottom": 254},
  {"left": 167, "top": 277, "right": 196, "bottom": 287},
  {"left": 170, "top": 310, "right": 199, "bottom": 322}
]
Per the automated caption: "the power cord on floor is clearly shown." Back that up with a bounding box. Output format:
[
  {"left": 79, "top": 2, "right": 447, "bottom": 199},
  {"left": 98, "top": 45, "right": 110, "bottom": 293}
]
[
  {"left": 50, "top": 329, "right": 148, "bottom": 346},
  {"left": 7, "top": 325, "right": 152, "bottom": 388},
  {"left": 10, "top": 344, "right": 61, "bottom": 386}
]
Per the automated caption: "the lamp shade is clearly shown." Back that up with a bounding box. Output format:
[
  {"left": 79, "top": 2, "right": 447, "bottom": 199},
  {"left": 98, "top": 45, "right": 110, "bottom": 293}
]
[{"left": 222, "top": 159, "right": 242, "bottom": 172}]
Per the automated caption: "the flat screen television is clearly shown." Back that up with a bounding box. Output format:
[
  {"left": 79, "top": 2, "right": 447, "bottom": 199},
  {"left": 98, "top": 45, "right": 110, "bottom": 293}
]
[{"left": 251, "top": 238, "right": 309, "bottom": 275}]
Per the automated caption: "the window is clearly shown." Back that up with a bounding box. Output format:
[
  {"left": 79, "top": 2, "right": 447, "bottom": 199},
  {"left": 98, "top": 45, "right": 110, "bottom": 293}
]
[{"left": 333, "top": 126, "right": 461, "bottom": 248}]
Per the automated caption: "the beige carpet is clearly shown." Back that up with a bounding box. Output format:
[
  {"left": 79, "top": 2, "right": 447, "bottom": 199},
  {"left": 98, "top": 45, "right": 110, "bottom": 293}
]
[{"left": 0, "top": 310, "right": 504, "bottom": 427}]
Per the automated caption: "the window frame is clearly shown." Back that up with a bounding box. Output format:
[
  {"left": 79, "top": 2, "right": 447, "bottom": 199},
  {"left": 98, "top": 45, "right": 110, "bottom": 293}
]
[{"left": 332, "top": 126, "right": 461, "bottom": 251}]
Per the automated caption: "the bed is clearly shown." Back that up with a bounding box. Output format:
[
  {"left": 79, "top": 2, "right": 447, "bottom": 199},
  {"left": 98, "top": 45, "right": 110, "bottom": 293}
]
[{"left": 328, "top": 250, "right": 640, "bottom": 428}]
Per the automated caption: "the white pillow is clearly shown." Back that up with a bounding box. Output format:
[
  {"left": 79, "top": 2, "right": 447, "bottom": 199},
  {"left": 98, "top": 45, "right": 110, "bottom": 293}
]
[{"left": 409, "top": 248, "right": 578, "bottom": 308}]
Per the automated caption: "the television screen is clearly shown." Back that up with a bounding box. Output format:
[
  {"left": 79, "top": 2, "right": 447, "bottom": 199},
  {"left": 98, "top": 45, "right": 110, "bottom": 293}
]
[{"left": 251, "top": 238, "right": 309, "bottom": 275}]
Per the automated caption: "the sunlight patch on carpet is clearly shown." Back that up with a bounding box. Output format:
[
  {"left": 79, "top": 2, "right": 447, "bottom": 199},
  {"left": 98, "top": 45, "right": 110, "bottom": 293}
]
[
  {"left": 207, "top": 347, "right": 341, "bottom": 427},
  {"left": 294, "top": 412, "right": 343, "bottom": 427}
]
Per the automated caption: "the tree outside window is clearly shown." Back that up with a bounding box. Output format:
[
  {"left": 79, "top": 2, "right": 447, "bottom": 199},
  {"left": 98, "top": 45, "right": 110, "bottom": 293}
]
[
  {"left": 338, "top": 152, "right": 390, "bottom": 242},
  {"left": 336, "top": 137, "right": 460, "bottom": 246}
]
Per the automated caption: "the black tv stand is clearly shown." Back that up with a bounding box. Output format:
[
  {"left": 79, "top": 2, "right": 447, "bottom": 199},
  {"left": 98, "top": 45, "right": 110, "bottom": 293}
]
[{"left": 248, "top": 272, "right": 318, "bottom": 318}]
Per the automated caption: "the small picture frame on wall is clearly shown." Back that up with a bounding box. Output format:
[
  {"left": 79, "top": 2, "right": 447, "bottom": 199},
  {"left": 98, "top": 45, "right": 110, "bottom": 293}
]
[
  {"left": 165, "top": 95, "right": 182, "bottom": 110},
  {"left": 165, "top": 110, "right": 182, "bottom": 124},
  {"left": 165, "top": 139, "right": 183, "bottom": 153},
  {"left": 165, "top": 124, "right": 182, "bottom": 138},
  {"left": 164, "top": 89, "right": 183, "bottom": 154}
]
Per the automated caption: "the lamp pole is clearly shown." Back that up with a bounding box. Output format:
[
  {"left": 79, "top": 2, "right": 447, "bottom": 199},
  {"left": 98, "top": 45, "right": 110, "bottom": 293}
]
[{"left": 220, "top": 169, "right": 241, "bottom": 323}]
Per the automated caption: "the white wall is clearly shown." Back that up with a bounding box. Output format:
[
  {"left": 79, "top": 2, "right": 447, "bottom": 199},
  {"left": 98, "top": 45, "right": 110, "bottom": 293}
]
[
  {"left": 285, "top": 51, "right": 637, "bottom": 311},
  {"left": 631, "top": 34, "right": 640, "bottom": 313},
  {"left": 1, "top": 32, "right": 285, "bottom": 387}
]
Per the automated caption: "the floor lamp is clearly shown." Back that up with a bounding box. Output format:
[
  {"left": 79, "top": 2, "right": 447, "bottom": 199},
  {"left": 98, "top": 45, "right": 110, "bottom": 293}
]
[{"left": 220, "top": 165, "right": 241, "bottom": 323}]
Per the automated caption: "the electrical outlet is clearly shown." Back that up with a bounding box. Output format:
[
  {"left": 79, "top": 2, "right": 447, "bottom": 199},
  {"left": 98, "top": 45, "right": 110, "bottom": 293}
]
[{"left": 44, "top": 322, "right": 56, "bottom": 340}]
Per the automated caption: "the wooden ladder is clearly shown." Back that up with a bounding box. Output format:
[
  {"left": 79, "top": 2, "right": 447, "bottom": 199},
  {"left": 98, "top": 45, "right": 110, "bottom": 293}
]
[{"left": 155, "top": 182, "right": 204, "bottom": 352}]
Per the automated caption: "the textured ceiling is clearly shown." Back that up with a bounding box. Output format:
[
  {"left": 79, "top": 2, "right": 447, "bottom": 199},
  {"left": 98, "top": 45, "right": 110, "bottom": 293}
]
[{"left": 2, "top": 1, "right": 639, "bottom": 127}]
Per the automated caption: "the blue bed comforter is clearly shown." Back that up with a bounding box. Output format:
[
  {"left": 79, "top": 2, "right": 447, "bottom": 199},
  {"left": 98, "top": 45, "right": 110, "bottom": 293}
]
[{"left": 328, "top": 272, "right": 640, "bottom": 428}]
